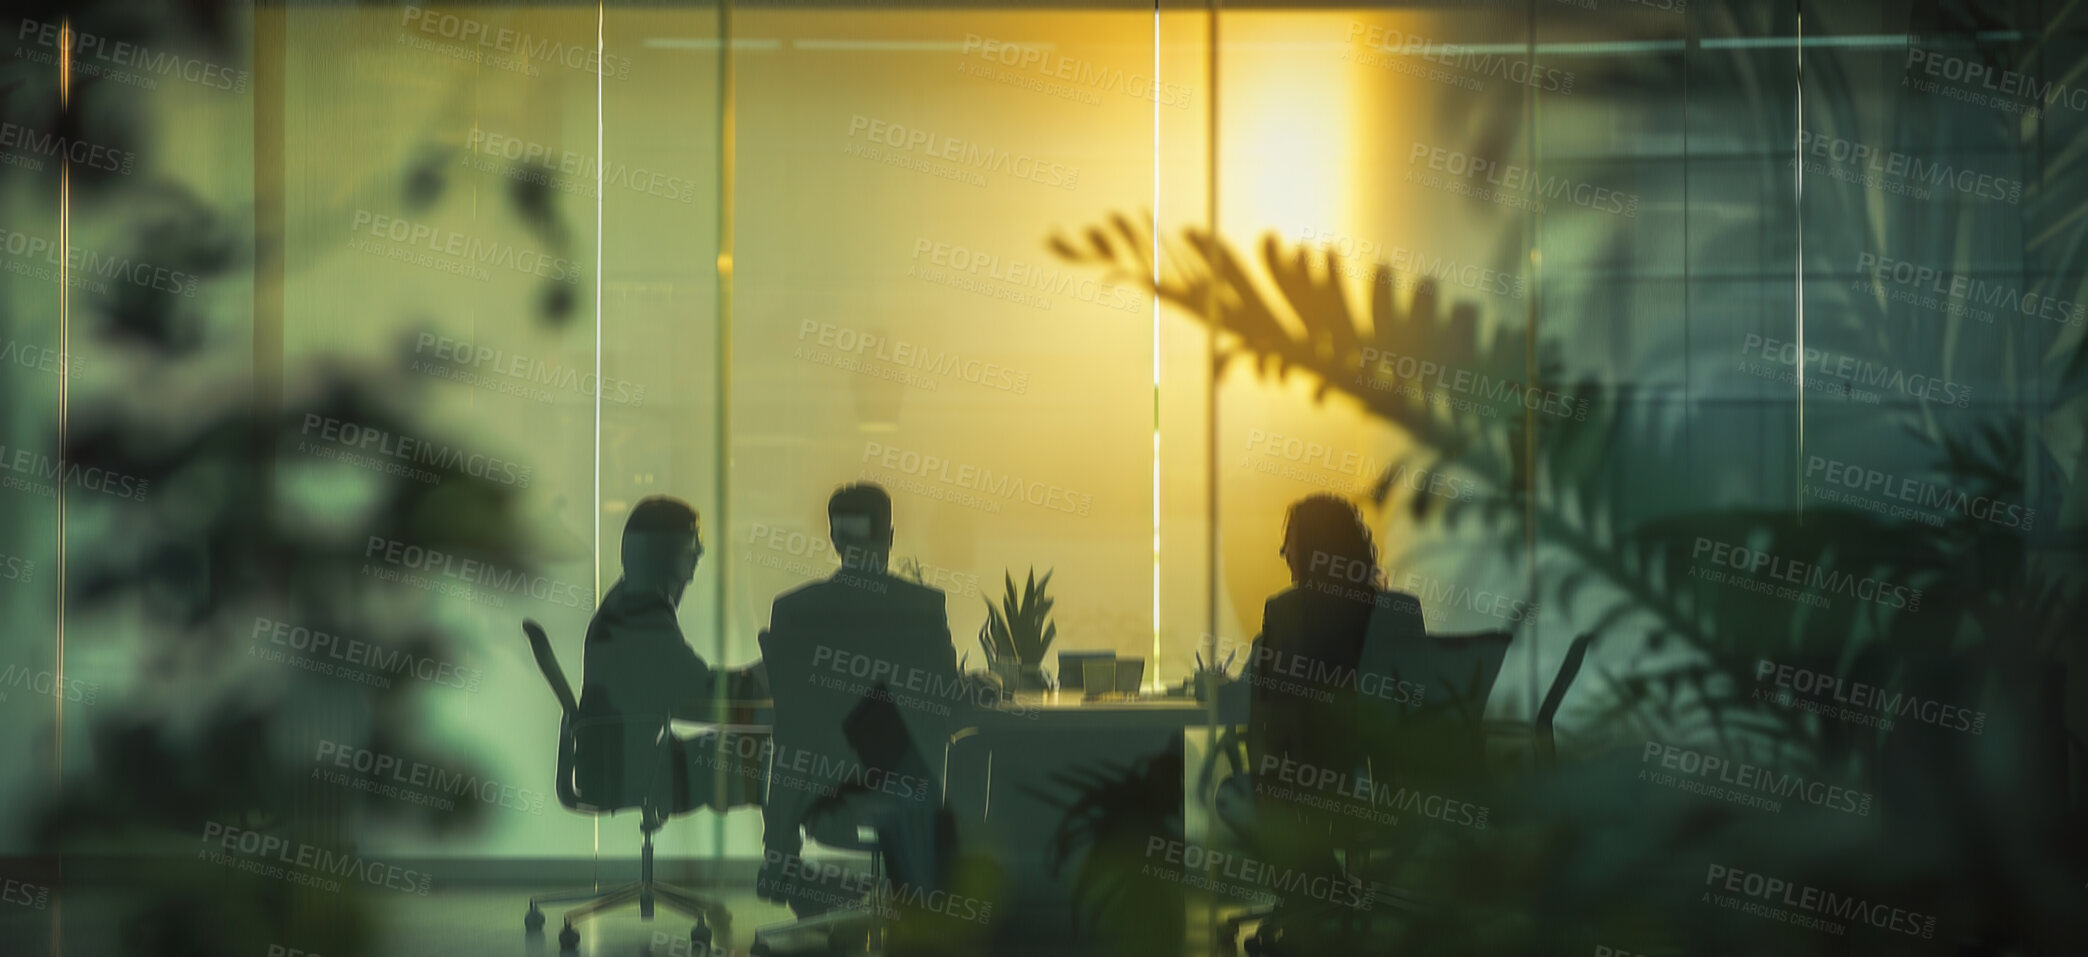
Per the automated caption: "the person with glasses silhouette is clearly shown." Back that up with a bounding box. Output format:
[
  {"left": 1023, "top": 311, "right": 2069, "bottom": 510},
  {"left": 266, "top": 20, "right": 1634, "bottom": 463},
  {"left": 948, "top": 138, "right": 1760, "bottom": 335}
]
[{"left": 575, "top": 495, "right": 764, "bottom": 815}]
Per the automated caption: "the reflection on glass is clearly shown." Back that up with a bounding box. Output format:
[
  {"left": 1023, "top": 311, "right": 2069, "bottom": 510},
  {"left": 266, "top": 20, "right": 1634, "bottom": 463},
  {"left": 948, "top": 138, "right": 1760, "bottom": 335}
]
[{"left": 1, "top": 2, "right": 2081, "bottom": 955}]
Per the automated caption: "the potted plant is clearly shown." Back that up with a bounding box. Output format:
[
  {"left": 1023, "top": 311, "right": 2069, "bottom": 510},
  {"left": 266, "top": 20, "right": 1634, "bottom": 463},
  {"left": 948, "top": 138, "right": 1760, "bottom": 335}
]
[{"left": 978, "top": 568, "right": 1057, "bottom": 692}]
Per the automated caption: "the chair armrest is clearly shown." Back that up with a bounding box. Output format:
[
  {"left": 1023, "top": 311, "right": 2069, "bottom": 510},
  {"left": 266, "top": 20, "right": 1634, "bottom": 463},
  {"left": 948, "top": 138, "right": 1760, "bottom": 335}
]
[{"left": 523, "top": 619, "right": 580, "bottom": 718}]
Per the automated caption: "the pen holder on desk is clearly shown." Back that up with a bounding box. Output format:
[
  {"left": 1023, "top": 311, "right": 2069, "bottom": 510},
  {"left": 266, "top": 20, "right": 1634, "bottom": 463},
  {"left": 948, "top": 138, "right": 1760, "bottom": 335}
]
[
  {"left": 1113, "top": 657, "right": 1145, "bottom": 695},
  {"left": 1072, "top": 656, "right": 1146, "bottom": 698},
  {"left": 1058, "top": 651, "right": 1115, "bottom": 693},
  {"left": 1080, "top": 658, "right": 1116, "bottom": 697}
]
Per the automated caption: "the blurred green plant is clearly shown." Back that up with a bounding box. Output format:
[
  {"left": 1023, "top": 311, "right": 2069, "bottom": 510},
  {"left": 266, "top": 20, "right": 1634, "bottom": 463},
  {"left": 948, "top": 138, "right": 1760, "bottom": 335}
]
[
  {"left": 1025, "top": 750, "right": 1186, "bottom": 957},
  {"left": 1049, "top": 21, "right": 2088, "bottom": 935},
  {"left": 1056, "top": 203, "right": 2088, "bottom": 950},
  {"left": 1, "top": 4, "right": 580, "bottom": 954}
]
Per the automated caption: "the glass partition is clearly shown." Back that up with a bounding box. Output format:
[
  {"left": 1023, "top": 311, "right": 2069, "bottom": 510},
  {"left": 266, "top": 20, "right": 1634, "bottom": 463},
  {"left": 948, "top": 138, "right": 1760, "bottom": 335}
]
[{"left": 4, "top": 2, "right": 2083, "bottom": 955}]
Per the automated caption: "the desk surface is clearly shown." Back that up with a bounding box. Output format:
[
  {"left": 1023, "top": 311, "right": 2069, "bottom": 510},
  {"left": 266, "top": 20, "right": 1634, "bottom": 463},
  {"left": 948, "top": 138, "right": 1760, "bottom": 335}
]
[
  {"left": 983, "top": 693, "right": 1246, "bottom": 729},
  {"left": 674, "top": 693, "right": 1247, "bottom": 732}
]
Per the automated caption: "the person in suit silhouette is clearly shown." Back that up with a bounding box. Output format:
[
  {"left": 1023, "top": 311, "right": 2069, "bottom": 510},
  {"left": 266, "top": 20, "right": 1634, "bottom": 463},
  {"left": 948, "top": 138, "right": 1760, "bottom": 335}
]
[
  {"left": 757, "top": 483, "right": 959, "bottom": 911},
  {"left": 574, "top": 496, "right": 762, "bottom": 816}
]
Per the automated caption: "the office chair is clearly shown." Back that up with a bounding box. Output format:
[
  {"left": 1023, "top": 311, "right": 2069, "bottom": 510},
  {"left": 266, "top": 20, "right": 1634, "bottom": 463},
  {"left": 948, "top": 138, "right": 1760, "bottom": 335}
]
[
  {"left": 750, "top": 627, "right": 971, "bottom": 955},
  {"left": 1207, "top": 628, "right": 1507, "bottom": 951},
  {"left": 1201, "top": 629, "right": 1514, "bottom": 851},
  {"left": 1218, "top": 631, "right": 1598, "bottom": 956},
  {"left": 748, "top": 628, "right": 897, "bottom": 956},
  {"left": 520, "top": 620, "right": 731, "bottom": 952}
]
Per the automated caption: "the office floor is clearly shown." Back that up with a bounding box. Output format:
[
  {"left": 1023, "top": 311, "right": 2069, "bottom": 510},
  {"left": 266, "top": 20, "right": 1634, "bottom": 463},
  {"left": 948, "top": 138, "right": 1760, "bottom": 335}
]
[
  {"left": 0, "top": 887, "right": 782, "bottom": 957},
  {"left": 0, "top": 886, "right": 1246, "bottom": 957},
  {"left": 384, "top": 888, "right": 782, "bottom": 957}
]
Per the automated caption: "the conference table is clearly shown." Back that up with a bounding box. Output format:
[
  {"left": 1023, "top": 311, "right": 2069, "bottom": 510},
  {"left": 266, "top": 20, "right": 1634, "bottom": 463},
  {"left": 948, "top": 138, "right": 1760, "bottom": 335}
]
[
  {"left": 952, "top": 693, "right": 1248, "bottom": 950},
  {"left": 685, "top": 688, "right": 1249, "bottom": 951}
]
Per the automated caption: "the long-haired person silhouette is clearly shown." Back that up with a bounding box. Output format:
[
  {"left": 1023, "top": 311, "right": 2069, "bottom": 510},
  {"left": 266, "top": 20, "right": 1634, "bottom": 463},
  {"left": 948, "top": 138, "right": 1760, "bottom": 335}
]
[{"left": 1241, "top": 495, "right": 1427, "bottom": 918}]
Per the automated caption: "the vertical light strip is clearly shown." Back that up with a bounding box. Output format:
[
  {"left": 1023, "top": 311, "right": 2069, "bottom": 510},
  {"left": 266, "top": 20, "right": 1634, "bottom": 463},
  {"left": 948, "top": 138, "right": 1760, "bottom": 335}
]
[
  {"left": 1682, "top": 21, "right": 1693, "bottom": 493},
  {"left": 1522, "top": 0, "right": 1541, "bottom": 739},
  {"left": 1150, "top": 2, "right": 1161, "bottom": 689},
  {"left": 1203, "top": 1, "right": 1220, "bottom": 682},
  {"left": 713, "top": 0, "right": 738, "bottom": 858},
  {"left": 595, "top": 2, "right": 605, "bottom": 601},
  {"left": 592, "top": 0, "right": 606, "bottom": 873},
  {"left": 51, "top": 22, "right": 70, "bottom": 957},
  {"left": 1793, "top": 8, "right": 1805, "bottom": 519},
  {"left": 54, "top": 15, "right": 71, "bottom": 802},
  {"left": 54, "top": 11, "right": 72, "bottom": 806},
  {"left": 1199, "top": 4, "right": 1222, "bottom": 948}
]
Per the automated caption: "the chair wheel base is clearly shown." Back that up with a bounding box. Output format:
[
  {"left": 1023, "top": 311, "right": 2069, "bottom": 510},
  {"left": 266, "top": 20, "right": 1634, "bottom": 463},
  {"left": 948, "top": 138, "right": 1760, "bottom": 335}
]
[
  {"left": 525, "top": 904, "right": 546, "bottom": 932},
  {"left": 558, "top": 922, "right": 581, "bottom": 951}
]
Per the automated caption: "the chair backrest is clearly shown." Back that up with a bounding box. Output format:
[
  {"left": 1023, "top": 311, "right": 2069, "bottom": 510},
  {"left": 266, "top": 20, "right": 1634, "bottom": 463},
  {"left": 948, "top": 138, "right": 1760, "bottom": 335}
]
[
  {"left": 1358, "top": 629, "right": 1598, "bottom": 777},
  {"left": 1359, "top": 628, "right": 1514, "bottom": 728},
  {"left": 523, "top": 619, "right": 579, "bottom": 718},
  {"left": 523, "top": 620, "right": 588, "bottom": 812},
  {"left": 758, "top": 628, "right": 884, "bottom": 851},
  {"left": 1353, "top": 628, "right": 1514, "bottom": 790},
  {"left": 523, "top": 619, "right": 665, "bottom": 818}
]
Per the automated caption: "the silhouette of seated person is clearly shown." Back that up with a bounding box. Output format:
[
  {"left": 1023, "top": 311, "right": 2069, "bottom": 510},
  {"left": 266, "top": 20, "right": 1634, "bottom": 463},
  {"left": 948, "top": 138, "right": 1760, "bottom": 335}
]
[
  {"left": 756, "top": 483, "right": 958, "bottom": 915},
  {"left": 574, "top": 496, "right": 763, "bottom": 817},
  {"left": 1239, "top": 494, "right": 1426, "bottom": 887}
]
